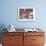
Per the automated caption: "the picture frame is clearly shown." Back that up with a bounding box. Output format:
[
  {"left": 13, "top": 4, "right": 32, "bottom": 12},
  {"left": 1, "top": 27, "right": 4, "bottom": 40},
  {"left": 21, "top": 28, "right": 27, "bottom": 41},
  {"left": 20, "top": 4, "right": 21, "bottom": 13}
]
[{"left": 17, "top": 7, "right": 35, "bottom": 21}]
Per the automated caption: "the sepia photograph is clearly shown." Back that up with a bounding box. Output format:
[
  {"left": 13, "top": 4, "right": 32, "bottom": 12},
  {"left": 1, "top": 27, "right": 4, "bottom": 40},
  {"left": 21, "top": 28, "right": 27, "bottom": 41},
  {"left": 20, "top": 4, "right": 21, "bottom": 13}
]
[{"left": 18, "top": 7, "right": 35, "bottom": 21}]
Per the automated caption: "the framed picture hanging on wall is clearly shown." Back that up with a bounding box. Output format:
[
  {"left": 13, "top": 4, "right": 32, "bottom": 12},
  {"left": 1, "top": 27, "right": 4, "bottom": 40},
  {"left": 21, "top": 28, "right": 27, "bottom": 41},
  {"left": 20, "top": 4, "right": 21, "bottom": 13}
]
[{"left": 17, "top": 7, "right": 35, "bottom": 21}]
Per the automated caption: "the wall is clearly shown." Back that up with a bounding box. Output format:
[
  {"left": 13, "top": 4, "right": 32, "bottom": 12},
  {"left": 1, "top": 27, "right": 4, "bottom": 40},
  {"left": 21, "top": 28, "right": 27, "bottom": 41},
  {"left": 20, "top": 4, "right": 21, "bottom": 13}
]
[{"left": 0, "top": 0, "right": 46, "bottom": 29}]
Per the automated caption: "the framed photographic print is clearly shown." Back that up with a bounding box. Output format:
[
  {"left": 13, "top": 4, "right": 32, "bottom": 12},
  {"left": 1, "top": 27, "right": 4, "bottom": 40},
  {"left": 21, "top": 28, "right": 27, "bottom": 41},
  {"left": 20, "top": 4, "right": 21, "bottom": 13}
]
[{"left": 17, "top": 7, "right": 35, "bottom": 21}]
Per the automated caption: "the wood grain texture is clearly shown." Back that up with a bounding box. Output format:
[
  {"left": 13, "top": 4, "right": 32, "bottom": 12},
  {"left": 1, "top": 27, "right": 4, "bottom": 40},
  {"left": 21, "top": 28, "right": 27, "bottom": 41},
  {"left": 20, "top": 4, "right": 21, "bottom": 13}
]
[
  {"left": 24, "top": 32, "right": 45, "bottom": 46},
  {"left": 2, "top": 32, "right": 24, "bottom": 46},
  {"left": 2, "top": 31, "right": 45, "bottom": 46}
]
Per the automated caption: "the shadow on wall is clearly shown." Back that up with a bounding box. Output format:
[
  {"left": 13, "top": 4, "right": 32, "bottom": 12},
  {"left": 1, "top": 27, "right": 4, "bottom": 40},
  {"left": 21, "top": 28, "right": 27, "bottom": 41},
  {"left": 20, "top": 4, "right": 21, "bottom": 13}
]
[{"left": 0, "top": 24, "right": 7, "bottom": 43}]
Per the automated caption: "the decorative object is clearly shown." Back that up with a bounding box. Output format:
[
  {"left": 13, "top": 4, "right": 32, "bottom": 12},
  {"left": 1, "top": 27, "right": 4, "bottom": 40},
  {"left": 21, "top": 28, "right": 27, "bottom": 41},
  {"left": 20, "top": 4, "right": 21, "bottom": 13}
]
[
  {"left": 7, "top": 24, "right": 16, "bottom": 32},
  {"left": 24, "top": 28, "right": 38, "bottom": 32},
  {"left": 18, "top": 7, "right": 35, "bottom": 21}
]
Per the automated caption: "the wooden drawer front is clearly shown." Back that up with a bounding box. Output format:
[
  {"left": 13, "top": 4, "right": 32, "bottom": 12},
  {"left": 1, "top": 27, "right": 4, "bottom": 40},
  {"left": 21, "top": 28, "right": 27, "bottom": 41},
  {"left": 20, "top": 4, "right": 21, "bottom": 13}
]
[
  {"left": 3, "top": 43, "right": 23, "bottom": 46},
  {"left": 3, "top": 32, "right": 23, "bottom": 36},
  {"left": 32, "top": 44, "right": 44, "bottom": 46},
  {"left": 3, "top": 36, "right": 9, "bottom": 44},
  {"left": 32, "top": 36, "right": 45, "bottom": 44},
  {"left": 24, "top": 32, "right": 44, "bottom": 36},
  {"left": 24, "top": 36, "right": 32, "bottom": 46},
  {"left": 3, "top": 36, "right": 23, "bottom": 44},
  {"left": 24, "top": 36, "right": 44, "bottom": 46}
]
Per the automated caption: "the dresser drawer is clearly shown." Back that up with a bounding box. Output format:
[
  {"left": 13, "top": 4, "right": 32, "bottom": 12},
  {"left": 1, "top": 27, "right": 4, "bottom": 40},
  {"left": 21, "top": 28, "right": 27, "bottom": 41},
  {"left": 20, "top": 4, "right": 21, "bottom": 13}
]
[
  {"left": 3, "top": 32, "right": 23, "bottom": 36},
  {"left": 3, "top": 36, "right": 23, "bottom": 46},
  {"left": 3, "top": 35, "right": 23, "bottom": 44},
  {"left": 3, "top": 43, "right": 23, "bottom": 46},
  {"left": 32, "top": 44, "right": 44, "bottom": 46},
  {"left": 24, "top": 32, "right": 44, "bottom": 36},
  {"left": 32, "top": 36, "right": 45, "bottom": 44}
]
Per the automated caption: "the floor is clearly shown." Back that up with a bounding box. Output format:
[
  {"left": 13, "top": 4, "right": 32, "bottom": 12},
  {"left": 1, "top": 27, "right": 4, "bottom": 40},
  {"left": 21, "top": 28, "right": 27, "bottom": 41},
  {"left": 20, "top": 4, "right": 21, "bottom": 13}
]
[{"left": 0, "top": 44, "right": 2, "bottom": 46}]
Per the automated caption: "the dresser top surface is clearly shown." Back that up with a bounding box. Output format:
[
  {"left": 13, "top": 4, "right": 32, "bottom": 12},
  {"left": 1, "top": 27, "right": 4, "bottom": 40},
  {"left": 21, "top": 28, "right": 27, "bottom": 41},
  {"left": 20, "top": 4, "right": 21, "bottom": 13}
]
[{"left": 3, "top": 29, "right": 45, "bottom": 33}]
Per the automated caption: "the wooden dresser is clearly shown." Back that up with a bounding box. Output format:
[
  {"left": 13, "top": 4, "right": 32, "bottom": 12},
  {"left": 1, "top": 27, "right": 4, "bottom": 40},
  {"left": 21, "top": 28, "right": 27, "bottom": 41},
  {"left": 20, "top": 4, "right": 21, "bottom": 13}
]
[{"left": 2, "top": 30, "right": 45, "bottom": 46}]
